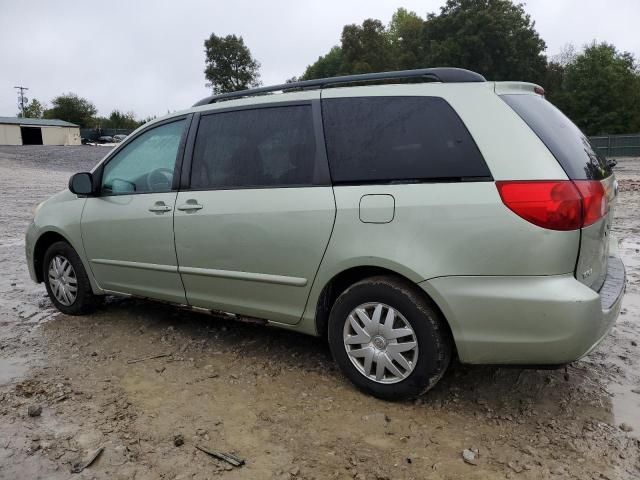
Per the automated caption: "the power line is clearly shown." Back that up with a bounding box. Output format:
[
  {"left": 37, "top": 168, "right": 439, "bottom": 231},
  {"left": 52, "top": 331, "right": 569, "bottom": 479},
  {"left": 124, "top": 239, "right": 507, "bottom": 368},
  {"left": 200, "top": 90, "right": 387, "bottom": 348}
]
[{"left": 14, "top": 86, "right": 29, "bottom": 117}]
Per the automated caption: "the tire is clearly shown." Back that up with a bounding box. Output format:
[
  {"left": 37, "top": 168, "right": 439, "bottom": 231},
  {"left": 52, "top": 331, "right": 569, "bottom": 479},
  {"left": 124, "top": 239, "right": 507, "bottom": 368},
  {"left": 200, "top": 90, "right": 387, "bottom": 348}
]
[
  {"left": 328, "top": 275, "right": 451, "bottom": 400},
  {"left": 43, "top": 241, "right": 99, "bottom": 315}
]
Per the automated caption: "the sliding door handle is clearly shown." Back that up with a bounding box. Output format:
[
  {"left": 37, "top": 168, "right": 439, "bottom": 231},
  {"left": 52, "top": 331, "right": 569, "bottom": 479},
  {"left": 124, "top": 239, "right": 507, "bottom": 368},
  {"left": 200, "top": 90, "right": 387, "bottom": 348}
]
[
  {"left": 177, "top": 202, "right": 203, "bottom": 212},
  {"left": 148, "top": 202, "right": 172, "bottom": 213}
]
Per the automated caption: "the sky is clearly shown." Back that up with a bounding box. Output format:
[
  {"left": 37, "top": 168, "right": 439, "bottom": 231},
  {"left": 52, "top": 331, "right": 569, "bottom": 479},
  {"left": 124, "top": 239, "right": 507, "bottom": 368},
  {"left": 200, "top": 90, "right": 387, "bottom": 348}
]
[{"left": 1, "top": 0, "right": 639, "bottom": 119}]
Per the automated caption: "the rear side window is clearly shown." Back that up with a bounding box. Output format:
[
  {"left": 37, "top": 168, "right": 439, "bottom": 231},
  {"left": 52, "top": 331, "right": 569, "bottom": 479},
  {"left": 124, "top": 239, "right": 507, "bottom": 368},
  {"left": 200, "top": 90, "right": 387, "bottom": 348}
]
[
  {"left": 321, "top": 96, "right": 490, "bottom": 183},
  {"left": 191, "top": 105, "right": 320, "bottom": 189},
  {"left": 501, "top": 94, "right": 611, "bottom": 180}
]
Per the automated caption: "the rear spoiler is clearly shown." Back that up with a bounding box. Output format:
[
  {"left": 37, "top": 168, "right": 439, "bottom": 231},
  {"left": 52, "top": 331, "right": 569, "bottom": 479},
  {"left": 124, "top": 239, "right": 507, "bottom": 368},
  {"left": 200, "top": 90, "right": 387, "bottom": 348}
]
[{"left": 494, "top": 81, "right": 545, "bottom": 96}]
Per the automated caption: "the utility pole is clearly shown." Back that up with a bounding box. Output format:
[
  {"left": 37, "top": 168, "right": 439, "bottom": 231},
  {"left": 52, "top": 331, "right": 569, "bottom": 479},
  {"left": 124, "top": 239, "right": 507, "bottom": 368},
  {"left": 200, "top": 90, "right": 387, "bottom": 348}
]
[{"left": 14, "top": 86, "right": 29, "bottom": 117}]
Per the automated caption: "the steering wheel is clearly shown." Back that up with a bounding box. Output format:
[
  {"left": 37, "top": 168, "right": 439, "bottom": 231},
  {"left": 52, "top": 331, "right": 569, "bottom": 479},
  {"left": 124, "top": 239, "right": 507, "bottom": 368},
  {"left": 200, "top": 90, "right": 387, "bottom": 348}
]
[{"left": 146, "top": 167, "right": 174, "bottom": 192}]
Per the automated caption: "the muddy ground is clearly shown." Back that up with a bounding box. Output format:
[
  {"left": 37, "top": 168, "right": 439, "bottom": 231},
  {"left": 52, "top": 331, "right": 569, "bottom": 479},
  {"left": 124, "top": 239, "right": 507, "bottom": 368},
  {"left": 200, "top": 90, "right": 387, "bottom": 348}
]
[{"left": 0, "top": 145, "right": 639, "bottom": 480}]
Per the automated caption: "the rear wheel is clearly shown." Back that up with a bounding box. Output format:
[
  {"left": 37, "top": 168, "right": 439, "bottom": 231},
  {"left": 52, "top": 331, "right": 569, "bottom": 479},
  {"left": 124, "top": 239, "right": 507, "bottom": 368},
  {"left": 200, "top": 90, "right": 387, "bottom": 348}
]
[
  {"left": 328, "top": 276, "right": 451, "bottom": 400},
  {"left": 43, "top": 241, "right": 99, "bottom": 315}
]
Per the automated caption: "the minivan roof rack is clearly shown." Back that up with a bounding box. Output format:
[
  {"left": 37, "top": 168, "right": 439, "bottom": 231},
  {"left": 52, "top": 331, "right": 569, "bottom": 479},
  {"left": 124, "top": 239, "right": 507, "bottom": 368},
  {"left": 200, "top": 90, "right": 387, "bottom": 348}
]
[{"left": 193, "top": 67, "right": 485, "bottom": 106}]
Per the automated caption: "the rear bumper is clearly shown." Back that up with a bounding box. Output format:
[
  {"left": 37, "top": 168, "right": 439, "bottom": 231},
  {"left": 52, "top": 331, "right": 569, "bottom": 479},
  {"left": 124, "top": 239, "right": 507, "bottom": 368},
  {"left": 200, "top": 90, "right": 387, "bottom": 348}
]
[
  {"left": 420, "top": 252, "right": 626, "bottom": 365},
  {"left": 582, "top": 254, "right": 625, "bottom": 356}
]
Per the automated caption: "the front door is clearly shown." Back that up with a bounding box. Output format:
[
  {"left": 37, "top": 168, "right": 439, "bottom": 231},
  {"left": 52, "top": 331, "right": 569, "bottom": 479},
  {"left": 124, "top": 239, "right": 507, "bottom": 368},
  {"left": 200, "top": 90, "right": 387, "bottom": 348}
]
[
  {"left": 174, "top": 102, "right": 335, "bottom": 324},
  {"left": 81, "top": 118, "right": 188, "bottom": 303}
]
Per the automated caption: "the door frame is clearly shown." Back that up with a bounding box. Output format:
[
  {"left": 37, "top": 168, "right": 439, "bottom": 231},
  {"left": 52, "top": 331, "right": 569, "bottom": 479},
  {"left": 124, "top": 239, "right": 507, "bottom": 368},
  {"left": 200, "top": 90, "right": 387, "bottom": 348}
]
[
  {"left": 89, "top": 114, "right": 195, "bottom": 196},
  {"left": 173, "top": 98, "right": 336, "bottom": 323},
  {"left": 79, "top": 114, "right": 195, "bottom": 302},
  {"left": 20, "top": 126, "right": 43, "bottom": 145},
  {"left": 178, "top": 99, "right": 332, "bottom": 191}
]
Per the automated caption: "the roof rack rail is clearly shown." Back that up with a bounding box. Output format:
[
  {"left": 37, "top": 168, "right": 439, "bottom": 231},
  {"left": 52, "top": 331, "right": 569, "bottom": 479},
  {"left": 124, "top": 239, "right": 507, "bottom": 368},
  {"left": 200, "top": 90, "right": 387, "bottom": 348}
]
[{"left": 192, "top": 67, "right": 485, "bottom": 107}]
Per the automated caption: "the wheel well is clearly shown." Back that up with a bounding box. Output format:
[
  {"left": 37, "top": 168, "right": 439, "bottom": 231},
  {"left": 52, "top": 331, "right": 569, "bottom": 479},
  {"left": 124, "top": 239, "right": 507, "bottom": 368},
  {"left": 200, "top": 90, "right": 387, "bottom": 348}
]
[
  {"left": 33, "top": 232, "right": 69, "bottom": 282},
  {"left": 314, "top": 266, "right": 454, "bottom": 349}
]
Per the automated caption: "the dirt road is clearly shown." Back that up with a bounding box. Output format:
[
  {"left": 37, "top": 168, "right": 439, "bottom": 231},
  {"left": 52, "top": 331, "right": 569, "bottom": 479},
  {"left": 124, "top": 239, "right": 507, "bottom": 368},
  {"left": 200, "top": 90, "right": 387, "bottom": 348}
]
[{"left": 1, "top": 146, "right": 639, "bottom": 479}]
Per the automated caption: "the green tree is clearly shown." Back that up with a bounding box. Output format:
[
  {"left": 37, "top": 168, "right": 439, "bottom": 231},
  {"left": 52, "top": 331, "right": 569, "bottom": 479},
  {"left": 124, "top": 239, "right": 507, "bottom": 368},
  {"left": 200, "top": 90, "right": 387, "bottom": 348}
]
[
  {"left": 44, "top": 93, "right": 97, "bottom": 127},
  {"left": 423, "top": 0, "right": 547, "bottom": 82},
  {"left": 19, "top": 98, "right": 44, "bottom": 118},
  {"left": 543, "top": 44, "right": 577, "bottom": 100},
  {"left": 108, "top": 110, "right": 139, "bottom": 130},
  {"left": 301, "top": 2, "right": 546, "bottom": 82},
  {"left": 301, "top": 46, "right": 344, "bottom": 80},
  {"left": 388, "top": 8, "right": 425, "bottom": 70},
  {"left": 204, "top": 33, "right": 261, "bottom": 94},
  {"left": 302, "top": 19, "right": 394, "bottom": 80},
  {"left": 541, "top": 61, "right": 564, "bottom": 101},
  {"left": 551, "top": 43, "right": 640, "bottom": 135},
  {"left": 90, "top": 116, "right": 109, "bottom": 129},
  {"left": 553, "top": 43, "right": 578, "bottom": 67},
  {"left": 340, "top": 19, "right": 393, "bottom": 74}
]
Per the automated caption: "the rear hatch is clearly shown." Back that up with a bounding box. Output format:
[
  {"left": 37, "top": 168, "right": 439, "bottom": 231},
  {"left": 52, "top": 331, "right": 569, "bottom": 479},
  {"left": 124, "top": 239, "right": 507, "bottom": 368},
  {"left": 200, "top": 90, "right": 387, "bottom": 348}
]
[{"left": 500, "top": 91, "right": 616, "bottom": 291}]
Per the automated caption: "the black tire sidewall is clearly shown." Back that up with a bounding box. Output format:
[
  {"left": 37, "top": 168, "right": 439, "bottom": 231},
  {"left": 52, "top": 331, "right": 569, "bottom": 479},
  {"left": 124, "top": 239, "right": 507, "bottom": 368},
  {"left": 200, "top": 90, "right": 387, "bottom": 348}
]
[
  {"left": 328, "top": 277, "right": 450, "bottom": 400},
  {"left": 43, "top": 241, "right": 95, "bottom": 315}
]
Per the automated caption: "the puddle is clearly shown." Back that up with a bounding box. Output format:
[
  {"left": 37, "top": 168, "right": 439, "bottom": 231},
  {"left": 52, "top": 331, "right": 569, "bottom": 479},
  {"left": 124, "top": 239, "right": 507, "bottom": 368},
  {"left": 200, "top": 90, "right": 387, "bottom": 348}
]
[
  {"left": 619, "top": 238, "right": 640, "bottom": 270},
  {"left": 609, "top": 382, "right": 640, "bottom": 438},
  {"left": 0, "top": 357, "right": 29, "bottom": 386},
  {"left": 620, "top": 291, "right": 640, "bottom": 319},
  {"left": 597, "top": 228, "right": 640, "bottom": 438}
]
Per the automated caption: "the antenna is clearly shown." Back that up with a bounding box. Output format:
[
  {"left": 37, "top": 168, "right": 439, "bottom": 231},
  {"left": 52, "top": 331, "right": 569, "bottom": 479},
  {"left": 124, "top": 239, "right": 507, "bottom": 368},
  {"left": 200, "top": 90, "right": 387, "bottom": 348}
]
[{"left": 14, "top": 86, "right": 29, "bottom": 117}]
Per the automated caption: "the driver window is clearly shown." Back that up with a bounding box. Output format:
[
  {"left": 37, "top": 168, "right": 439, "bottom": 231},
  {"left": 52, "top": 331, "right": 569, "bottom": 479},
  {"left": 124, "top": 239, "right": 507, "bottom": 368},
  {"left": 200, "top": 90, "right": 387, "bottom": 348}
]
[{"left": 101, "top": 119, "right": 185, "bottom": 194}]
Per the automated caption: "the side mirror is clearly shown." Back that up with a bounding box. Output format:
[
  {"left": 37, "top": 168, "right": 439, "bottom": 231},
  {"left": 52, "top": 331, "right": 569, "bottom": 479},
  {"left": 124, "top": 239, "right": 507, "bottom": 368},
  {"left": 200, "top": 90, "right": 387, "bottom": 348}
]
[{"left": 69, "top": 172, "right": 95, "bottom": 196}]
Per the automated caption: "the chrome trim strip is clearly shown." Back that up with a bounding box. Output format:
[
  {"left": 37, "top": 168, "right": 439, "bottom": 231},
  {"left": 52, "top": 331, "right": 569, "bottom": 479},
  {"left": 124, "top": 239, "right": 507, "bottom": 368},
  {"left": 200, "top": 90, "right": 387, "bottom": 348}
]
[
  {"left": 91, "top": 259, "right": 178, "bottom": 273},
  {"left": 178, "top": 266, "right": 307, "bottom": 287}
]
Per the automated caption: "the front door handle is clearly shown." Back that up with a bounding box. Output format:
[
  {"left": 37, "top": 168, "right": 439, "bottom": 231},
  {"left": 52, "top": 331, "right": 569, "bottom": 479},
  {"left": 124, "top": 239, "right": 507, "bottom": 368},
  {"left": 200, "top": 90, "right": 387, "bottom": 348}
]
[
  {"left": 177, "top": 201, "right": 203, "bottom": 212},
  {"left": 148, "top": 202, "right": 172, "bottom": 213}
]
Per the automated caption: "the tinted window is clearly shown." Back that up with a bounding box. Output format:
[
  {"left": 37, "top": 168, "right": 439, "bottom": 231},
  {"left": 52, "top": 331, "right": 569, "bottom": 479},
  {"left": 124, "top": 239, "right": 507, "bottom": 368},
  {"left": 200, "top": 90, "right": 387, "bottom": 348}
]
[
  {"left": 191, "top": 106, "right": 318, "bottom": 189},
  {"left": 322, "top": 96, "right": 489, "bottom": 183},
  {"left": 501, "top": 94, "right": 611, "bottom": 180},
  {"left": 102, "top": 120, "right": 185, "bottom": 194}
]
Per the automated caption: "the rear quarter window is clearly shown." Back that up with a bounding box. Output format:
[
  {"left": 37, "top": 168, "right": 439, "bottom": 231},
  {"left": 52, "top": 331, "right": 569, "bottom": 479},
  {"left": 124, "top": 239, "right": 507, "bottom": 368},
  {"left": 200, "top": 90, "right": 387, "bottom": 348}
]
[
  {"left": 321, "top": 96, "right": 490, "bottom": 183},
  {"left": 500, "top": 94, "right": 612, "bottom": 180}
]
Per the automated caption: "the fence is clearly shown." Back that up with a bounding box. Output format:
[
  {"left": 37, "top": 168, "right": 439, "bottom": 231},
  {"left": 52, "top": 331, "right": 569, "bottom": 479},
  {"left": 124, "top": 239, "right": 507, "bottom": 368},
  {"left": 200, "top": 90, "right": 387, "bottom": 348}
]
[
  {"left": 80, "top": 128, "right": 134, "bottom": 141},
  {"left": 589, "top": 134, "right": 640, "bottom": 157}
]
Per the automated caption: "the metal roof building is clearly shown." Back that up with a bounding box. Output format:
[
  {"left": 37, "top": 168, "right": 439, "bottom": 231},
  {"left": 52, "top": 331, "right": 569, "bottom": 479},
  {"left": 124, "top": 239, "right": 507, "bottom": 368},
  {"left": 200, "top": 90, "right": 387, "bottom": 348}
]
[{"left": 0, "top": 117, "right": 81, "bottom": 145}]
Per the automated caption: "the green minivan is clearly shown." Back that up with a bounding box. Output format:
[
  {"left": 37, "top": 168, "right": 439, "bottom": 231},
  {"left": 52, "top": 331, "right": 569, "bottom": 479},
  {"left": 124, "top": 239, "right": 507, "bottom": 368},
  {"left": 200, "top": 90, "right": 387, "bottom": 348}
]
[{"left": 26, "top": 68, "right": 625, "bottom": 399}]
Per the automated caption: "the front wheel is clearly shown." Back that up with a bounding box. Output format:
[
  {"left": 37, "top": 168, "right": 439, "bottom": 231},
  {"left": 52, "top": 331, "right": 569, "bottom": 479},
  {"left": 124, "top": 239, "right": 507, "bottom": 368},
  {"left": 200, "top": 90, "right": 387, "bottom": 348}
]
[
  {"left": 328, "top": 276, "right": 451, "bottom": 400},
  {"left": 43, "top": 241, "right": 99, "bottom": 315}
]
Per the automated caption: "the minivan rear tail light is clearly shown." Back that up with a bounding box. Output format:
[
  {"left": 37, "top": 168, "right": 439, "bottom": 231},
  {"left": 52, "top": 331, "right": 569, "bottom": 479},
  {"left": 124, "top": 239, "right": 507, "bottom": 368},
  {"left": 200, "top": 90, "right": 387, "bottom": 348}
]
[
  {"left": 495, "top": 180, "right": 607, "bottom": 231},
  {"left": 572, "top": 180, "right": 608, "bottom": 227}
]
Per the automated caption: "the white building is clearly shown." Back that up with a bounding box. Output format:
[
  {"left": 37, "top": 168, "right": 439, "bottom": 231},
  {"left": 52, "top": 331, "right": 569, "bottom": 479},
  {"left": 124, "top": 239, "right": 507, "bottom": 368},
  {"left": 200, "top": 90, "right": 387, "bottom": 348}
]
[{"left": 0, "top": 117, "right": 81, "bottom": 145}]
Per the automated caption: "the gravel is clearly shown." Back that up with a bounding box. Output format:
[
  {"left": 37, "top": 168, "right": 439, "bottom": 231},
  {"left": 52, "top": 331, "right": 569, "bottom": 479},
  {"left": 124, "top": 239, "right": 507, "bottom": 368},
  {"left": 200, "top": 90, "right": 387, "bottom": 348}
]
[{"left": 1, "top": 148, "right": 639, "bottom": 479}]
